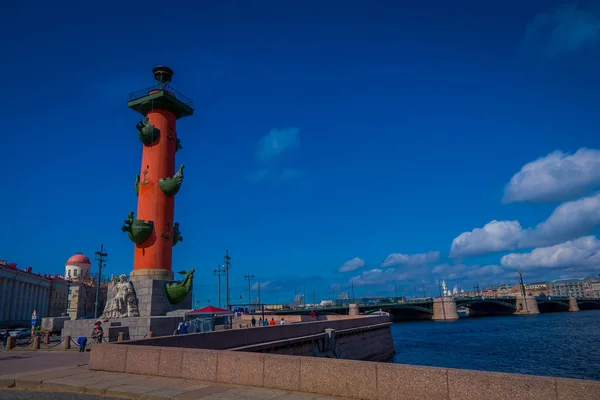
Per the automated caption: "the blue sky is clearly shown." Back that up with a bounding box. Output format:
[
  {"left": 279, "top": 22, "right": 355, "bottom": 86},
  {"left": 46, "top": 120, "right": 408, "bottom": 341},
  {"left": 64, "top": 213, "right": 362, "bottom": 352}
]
[{"left": 2, "top": 0, "right": 600, "bottom": 305}]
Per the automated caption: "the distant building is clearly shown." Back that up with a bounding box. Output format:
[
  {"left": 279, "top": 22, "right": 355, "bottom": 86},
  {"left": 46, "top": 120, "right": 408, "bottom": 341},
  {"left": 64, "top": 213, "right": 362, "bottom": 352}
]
[
  {"left": 549, "top": 279, "right": 585, "bottom": 297},
  {"left": 584, "top": 277, "right": 600, "bottom": 298},
  {"left": 510, "top": 282, "right": 549, "bottom": 297},
  {"left": 335, "top": 298, "right": 350, "bottom": 307},
  {"left": 320, "top": 300, "right": 333, "bottom": 307},
  {"left": 496, "top": 284, "right": 512, "bottom": 297},
  {"left": 63, "top": 253, "right": 101, "bottom": 320},
  {"left": 65, "top": 253, "right": 93, "bottom": 281},
  {"left": 48, "top": 276, "right": 70, "bottom": 317},
  {"left": 294, "top": 293, "right": 303, "bottom": 307},
  {"left": 263, "top": 304, "right": 284, "bottom": 311},
  {"left": 0, "top": 261, "right": 53, "bottom": 328}
]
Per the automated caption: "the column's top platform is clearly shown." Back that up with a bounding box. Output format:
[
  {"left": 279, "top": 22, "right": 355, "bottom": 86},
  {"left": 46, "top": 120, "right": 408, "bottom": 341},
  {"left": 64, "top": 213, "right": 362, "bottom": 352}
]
[{"left": 127, "top": 66, "right": 194, "bottom": 119}]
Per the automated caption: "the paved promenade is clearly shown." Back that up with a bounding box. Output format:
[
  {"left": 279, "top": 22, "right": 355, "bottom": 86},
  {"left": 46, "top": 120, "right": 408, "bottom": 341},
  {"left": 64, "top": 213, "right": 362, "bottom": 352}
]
[
  {"left": 0, "top": 352, "right": 342, "bottom": 399},
  {"left": 0, "top": 351, "right": 89, "bottom": 375}
]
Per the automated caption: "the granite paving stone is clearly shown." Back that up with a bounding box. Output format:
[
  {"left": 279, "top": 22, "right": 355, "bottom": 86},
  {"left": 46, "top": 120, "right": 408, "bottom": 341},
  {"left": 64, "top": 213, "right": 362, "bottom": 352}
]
[
  {"left": 14, "top": 366, "right": 91, "bottom": 389},
  {"left": 40, "top": 370, "right": 128, "bottom": 392},
  {"left": 82, "top": 375, "right": 152, "bottom": 395}
]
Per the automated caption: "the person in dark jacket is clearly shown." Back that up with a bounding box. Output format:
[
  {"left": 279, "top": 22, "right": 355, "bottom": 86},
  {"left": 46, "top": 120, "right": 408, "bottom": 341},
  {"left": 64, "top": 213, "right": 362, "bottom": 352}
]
[{"left": 91, "top": 321, "right": 103, "bottom": 343}]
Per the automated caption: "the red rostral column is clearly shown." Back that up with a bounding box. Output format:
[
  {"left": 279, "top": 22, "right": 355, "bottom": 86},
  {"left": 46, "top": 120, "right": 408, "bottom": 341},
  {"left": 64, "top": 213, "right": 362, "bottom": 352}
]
[{"left": 125, "top": 66, "right": 193, "bottom": 281}]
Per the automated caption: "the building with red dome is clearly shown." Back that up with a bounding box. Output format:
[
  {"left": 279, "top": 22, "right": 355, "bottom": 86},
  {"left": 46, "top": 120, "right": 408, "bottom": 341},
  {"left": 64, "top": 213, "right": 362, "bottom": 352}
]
[{"left": 65, "top": 252, "right": 92, "bottom": 281}]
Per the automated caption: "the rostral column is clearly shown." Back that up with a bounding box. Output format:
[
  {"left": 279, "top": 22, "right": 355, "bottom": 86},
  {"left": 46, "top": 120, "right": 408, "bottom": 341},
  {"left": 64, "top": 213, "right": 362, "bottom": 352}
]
[{"left": 123, "top": 66, "right": 193, "bottom": 281}]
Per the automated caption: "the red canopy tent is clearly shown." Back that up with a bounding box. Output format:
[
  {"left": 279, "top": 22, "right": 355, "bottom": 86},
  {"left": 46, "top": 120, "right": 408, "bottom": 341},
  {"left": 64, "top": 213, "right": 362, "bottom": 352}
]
[{"left": 186, "top": 305, "right": 233, "bottom": 315}]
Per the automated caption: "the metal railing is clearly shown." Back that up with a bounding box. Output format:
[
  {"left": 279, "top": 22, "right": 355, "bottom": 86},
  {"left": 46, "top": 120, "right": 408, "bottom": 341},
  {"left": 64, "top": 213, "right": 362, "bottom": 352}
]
[{"left": 128, "top": 83, "right": 193, "bottom": 108}]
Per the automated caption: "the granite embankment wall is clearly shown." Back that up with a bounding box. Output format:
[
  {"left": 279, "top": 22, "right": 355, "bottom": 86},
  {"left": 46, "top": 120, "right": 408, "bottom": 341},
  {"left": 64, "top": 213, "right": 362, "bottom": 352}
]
[
  {"left": 89, "top": 343, "right": 600, "bottom": 400},
  {"left": 228, "top": 322, "right": 394, "bottom": 361},
  {"left": 119, "top": 316, "right": 391, "bottom": 354}
]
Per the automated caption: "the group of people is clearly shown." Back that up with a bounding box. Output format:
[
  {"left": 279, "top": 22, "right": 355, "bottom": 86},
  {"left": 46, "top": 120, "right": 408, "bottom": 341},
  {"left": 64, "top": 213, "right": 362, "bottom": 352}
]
[
  {"left": 250, "top": 316, "right": 285, "bottom": 327},
  {"left": 76, "top": 320, "right": 104, "bottom": 352}
]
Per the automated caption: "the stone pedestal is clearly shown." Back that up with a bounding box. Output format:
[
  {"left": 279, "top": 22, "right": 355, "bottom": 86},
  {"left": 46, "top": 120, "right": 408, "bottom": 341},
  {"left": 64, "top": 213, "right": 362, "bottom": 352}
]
[
  {"left": 515, "top": 294, "right": 539, "bottom": 315},
  {"left": 131, "top": 278, "right": 192, "bottom": 317},
  {"left": 432, "top": 297, "right": 459, "bottom": 321},
  {"left": 349, "top": 304, "right": 359, "bottom": 316},
  {"left": 569, "top": 296, "right": 580, "bottom": 312},
  {"left": 130, "top": 269, "right": 174, "bottom": 282}
]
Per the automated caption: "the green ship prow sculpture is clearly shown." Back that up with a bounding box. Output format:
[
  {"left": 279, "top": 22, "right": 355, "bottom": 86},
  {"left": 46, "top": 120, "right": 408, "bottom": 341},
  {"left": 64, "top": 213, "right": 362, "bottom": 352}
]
[{"left": 165, "top": 269, "right": 195, "bottom": 305}]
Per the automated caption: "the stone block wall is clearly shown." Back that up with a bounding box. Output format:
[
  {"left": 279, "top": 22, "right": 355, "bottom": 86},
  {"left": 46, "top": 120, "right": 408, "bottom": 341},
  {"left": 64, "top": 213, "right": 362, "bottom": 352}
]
[
  {"left": 89, "top": 343, "right": 600, "bottom": 400},
  {"left": 62, "top": 316, "right": 183, "bottom": 342}
]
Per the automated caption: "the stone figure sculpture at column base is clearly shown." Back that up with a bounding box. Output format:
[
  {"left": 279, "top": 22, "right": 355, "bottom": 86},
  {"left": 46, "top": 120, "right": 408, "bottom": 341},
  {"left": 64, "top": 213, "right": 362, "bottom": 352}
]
[{"left": 100, "top": 274, "right": 140, "bottom": 319}]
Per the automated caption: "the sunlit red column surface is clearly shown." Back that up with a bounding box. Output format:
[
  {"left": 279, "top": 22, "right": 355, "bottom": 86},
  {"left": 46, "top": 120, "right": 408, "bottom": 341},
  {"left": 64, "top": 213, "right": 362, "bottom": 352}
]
[
  {"left": 127, "top": 66, "right": 193, "bottom": 281},
  {"left": 134, "top": 107, "right": 177, "bottom": 274}
]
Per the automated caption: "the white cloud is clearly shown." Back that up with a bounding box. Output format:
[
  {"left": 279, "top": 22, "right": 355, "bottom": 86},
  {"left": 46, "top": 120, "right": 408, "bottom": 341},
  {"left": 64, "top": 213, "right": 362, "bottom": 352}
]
[
  {"left": 339, "top": 257, "right": 365, "bottom": 272},
  {"left": 256, "top": 128, "right": 299, "bottom": 163},
  {"left": 522, "top": 4, "right": 600, "bottom": 60},
  {"left": 432, "top": 263, "right": 505, "bottom": 280},
  {"left": 350, "top": 268, "right": 396, "bottom": 287},
  {"left": 248, "top": 128, "right": 302, "bottom": 182},
  {"left": 504, "top": 149, "right": 600, "bottom": 203},
  {"left": 349, "top": 256, "right": 436, "bottom": 287},
  {"left": 501, "top": 236, "right": 600, "bottom": 271},
  {"left": 251, "top": 281, "right": 271, "bottom": 290},
  {"left": 381, "top": 251, "right": 440, "bottom": 267},
  {"left": 450, "top": 193, "right": 600, "bottom": 257},
  {"left": 450, "top": 221, "right": 522, "bottom": 258}
]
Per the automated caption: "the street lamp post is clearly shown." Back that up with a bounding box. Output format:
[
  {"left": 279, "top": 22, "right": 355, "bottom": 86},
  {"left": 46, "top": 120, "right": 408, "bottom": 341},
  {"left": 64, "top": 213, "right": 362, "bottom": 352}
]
[
  {"left": 244, "top": 273, "right": 254, "bottom": 306},
  {"left": 223, "top": 250, "right": 231, "bottom": 309},
  {"left": 65, "top": 279, "right": 71, "bottom": 317},
  {"left": 213, "top": 264, "right": 226, "bottom": 308},
  {"left": 94, "top": 244, "right": 108, "bottom": 319}
]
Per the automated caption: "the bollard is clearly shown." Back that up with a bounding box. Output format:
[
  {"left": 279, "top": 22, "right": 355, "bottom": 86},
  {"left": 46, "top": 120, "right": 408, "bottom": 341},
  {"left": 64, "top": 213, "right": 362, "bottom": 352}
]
[
  {"left": 5, "top": 336, "right": 15, "bottom": 351},
  {"left": 44, "top": 333, "right": 50, "bottom": 345},
  {"left": 63, "top": 335, "right": 71, "bottom": 350},
  {"left": 32, "top": 335, "right": 40, "bottom": 350},
  {"left": 118, "top": 332, "right": 125, "bottom": 342},
  {"left": 147, "top": 331, "right": 154, "bottom": 338}
]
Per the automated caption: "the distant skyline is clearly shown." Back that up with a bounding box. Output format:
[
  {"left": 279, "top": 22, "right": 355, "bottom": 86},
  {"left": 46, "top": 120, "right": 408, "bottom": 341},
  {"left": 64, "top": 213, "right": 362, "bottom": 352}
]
[{"left": 1, "top": 0, "right": 600, "bottom": 305}]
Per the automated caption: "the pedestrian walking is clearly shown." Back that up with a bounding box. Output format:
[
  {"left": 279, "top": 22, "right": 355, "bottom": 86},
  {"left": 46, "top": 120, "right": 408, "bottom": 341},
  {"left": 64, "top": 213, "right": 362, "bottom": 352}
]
[{"left": 77, "top": 336, "right": 87, "bottom": 352}]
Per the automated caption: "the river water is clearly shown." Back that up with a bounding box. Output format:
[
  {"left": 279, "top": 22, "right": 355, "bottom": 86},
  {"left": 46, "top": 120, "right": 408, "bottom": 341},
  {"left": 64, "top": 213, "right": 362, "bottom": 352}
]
[{"left": 391, "top": 310, "right": 600, "bottom": 380}]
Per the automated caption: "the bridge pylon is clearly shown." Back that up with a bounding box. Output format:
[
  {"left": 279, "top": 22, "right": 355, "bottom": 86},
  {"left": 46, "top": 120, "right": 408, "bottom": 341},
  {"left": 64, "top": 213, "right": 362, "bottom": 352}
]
[
  {"left": 432, "top": 297, "right": 459, "bottom": 321},
  {"left": 515, "top": 294, "right": 539, "bottom": 315},
  {"left": 569, "top": 296, "right": 580, "bottom": 312}
]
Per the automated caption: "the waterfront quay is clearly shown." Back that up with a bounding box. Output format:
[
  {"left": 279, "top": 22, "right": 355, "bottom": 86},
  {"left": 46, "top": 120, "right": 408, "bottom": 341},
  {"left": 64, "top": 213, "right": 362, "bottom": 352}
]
[
  {"left": 2, "top": 311, "right": 600, "bottom": 399},
  {"left": 45, "top": 318, "right": 600, "bottom": 399}
]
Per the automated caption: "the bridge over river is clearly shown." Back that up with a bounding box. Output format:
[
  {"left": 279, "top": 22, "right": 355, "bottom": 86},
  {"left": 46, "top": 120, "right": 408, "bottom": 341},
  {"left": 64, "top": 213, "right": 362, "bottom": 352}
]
[{"left": 275, "top": 296, "right": 600, "bottom": 321}]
